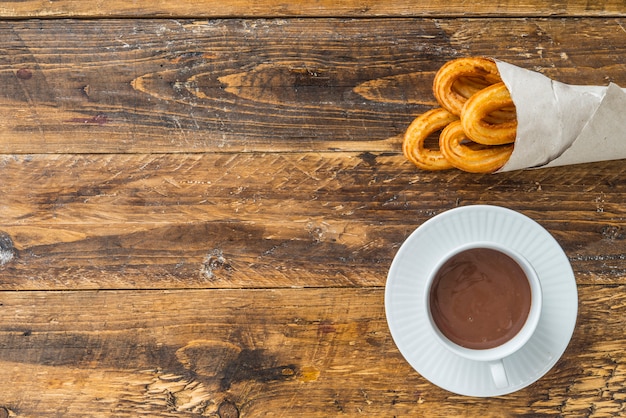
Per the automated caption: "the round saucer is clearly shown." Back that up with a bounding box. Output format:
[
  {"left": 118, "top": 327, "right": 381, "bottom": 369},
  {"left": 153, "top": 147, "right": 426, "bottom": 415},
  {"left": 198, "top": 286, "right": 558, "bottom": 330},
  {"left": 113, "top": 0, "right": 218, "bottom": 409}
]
[{"left": 385, "top": 205, "right": 578, "bottom": 397}]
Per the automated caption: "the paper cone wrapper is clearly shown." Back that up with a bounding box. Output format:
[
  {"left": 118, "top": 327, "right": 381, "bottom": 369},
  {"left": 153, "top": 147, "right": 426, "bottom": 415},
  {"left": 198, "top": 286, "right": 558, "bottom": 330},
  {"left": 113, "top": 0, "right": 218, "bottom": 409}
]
[{"left": 495, "top": 60, "right": 626, "bottom": 172}]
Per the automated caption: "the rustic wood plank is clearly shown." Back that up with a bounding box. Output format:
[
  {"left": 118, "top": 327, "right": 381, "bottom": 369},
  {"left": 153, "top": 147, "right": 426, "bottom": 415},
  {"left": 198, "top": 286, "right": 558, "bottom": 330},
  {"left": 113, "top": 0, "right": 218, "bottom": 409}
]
[
  {"left": 1, "top": 3, "right": 623, "bottom": 418},
  {"left": 1, "top": 0, "right": 625, "bottom": 18},
  {"left": 0, "top": 285, "right": 623, "bottom": 417},
  {"left": 1, "top": 18, "right": 625, "bottom": 154},
  {"left": 0, "top": 153, "right": 623, "bottom": 290}
]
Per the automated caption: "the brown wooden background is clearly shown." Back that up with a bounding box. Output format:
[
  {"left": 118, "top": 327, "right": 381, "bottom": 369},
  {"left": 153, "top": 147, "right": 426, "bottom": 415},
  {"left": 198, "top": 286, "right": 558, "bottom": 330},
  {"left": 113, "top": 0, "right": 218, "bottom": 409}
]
[{"left": 0, "top": 1, "right": 625, "bottom": 416}]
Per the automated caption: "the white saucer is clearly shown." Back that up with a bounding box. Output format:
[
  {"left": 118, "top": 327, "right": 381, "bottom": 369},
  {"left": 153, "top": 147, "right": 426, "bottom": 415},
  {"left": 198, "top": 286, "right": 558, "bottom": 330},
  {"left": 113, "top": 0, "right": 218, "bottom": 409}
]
[{"left": 385, "top": 205, "right": 578, "bottom": 397}]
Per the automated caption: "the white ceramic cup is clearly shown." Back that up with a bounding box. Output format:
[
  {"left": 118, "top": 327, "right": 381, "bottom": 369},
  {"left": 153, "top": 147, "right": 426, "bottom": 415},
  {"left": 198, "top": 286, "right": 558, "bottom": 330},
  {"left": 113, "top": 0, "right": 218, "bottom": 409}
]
[{"left": 423, "top": 241, "right": 543, "bottom": 389}]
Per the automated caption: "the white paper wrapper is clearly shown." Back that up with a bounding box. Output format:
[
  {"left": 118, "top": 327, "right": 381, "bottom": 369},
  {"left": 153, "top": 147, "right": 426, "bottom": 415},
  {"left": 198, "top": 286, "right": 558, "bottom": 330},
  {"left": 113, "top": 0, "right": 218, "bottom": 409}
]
[{"left": 495, "top": 60, "right": 626, "bottom": 172}]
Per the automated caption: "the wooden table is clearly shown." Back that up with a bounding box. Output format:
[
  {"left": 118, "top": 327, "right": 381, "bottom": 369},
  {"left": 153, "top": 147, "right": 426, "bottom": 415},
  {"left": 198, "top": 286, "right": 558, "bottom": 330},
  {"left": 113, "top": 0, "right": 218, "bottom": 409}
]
[{"left": 1, "top": 1, "right": 625, "bottom": 416}]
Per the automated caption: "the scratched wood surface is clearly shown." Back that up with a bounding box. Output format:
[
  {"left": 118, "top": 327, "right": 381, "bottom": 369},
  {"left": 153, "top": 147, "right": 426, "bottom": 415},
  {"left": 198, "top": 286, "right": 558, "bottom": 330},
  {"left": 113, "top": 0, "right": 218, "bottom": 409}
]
[
  {"left": 1, "top": 0, "right": 625, "bottom": 18},
  {"left": 1, "top": 5, "right": 626, "bottom": 418},
  {"left": 1, "top": 287, "right": 626, "bottom": 417},
  {"left": 2, "top": 18, "right": 626, "bottom": 154},
  {"left": 0, "top": 154, "right": 623, "bottom": 290}
]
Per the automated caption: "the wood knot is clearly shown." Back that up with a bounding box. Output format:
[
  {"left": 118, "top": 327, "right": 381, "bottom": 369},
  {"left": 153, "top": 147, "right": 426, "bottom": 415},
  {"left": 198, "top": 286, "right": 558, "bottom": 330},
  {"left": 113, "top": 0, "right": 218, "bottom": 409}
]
[
  {"left": 601, "top": 225, "right": 623, "bottom": 240},
  {"left": 0, "top": 406, "right": 10, "bottom": 418},
  {"left": 218, "top": 400, "right": 239, "bottom": 418},
  {"left": 0, "top": 232, "right": 16, "bottom": 267},
  {"left": 201, "top": 249, "right": 233, "bottom": 280},
  {"left": 16, "top": 68, "right": 33, "bottom": 80}
]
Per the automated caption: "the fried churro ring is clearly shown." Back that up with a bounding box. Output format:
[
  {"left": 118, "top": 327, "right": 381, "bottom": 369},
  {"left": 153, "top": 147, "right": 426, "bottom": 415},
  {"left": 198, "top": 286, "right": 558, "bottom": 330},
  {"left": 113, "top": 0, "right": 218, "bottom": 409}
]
[
  {"left": 403, "top": 108, "right": 458, "bottom": 170},
  {"left": 439, "top": 120, "right": 513, "bottom": 173},
  {"left": 402, "top": 57, "right": 519, "bottom": 173},
  {"left": 433, "top": 57, "right": 502, "bottom": 116},
  {"left": 454, "top": 76, "right": 515, "bottom": 123},
  {"left": 452, "top": 76, "right": 491, "bottom": 99},
  {"left": 461, "top": 82, "right": 517, "bottom": 145}
]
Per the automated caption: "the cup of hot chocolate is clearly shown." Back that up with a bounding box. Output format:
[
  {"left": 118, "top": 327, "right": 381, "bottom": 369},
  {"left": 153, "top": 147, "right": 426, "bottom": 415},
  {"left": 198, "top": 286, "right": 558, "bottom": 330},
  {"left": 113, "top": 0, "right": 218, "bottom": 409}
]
[{"left": 424, "top": 241, "right": 542, "bottom": 389}]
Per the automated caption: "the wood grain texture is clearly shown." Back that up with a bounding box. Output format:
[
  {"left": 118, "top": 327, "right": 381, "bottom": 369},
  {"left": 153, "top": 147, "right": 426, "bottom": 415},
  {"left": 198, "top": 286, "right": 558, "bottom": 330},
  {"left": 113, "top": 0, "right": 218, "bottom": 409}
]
[
  {"left": 0, "top": 0, "right": 625, "bottom": 18},
  {"left": 0, "top": 153, "right": 623, "bottom": 290},
  {"left": 0, "top": 286, "right": 624, "bottom": 417},
  {"left": 1, "top": 18, "right": 625, "bottom": 154},
  {"left": 2, "top": 3, "right": 626, "bottom": 416}
]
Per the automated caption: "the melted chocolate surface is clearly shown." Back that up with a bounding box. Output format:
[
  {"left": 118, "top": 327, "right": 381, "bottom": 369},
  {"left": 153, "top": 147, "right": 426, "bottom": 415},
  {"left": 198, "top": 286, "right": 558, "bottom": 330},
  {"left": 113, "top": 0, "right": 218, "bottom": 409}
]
[{"left": 429, "top": 248, "right": 531, "bottom": 349}]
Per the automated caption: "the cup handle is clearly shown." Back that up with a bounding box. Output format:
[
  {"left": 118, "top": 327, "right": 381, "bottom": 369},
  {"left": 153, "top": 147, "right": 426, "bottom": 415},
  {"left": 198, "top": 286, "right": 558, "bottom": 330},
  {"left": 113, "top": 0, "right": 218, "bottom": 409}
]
[{"left": 489, "top": 360, "right": 509, "bottom": 388}]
